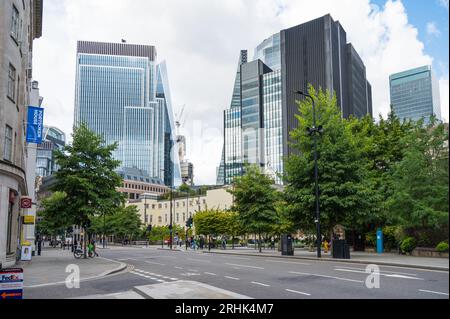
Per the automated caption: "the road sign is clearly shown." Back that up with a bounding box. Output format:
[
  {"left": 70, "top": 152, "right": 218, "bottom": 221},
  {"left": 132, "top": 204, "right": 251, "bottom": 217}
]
[
  {"left": 20, "top": 197, "right": 32, "bottom": 209},
  {"left": 23, "top": 215, "right": 35, "bottom": 224},
  {"left": 0, "top": 268, "right": 23, "bottom": 299}
]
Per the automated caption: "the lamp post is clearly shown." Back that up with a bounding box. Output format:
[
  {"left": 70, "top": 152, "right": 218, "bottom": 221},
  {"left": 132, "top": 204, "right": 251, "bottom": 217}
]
[{"left": 295, "top": 90, "right": 323, "bottom": 258}]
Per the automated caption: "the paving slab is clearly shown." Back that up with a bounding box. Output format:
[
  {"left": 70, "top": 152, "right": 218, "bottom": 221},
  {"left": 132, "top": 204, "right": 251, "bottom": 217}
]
[
  {"left": 18, "top": 248, "right": 126, "bottom": 287},
  {"left": 134, "top": 280, "right": 252, "bottom": 299}
]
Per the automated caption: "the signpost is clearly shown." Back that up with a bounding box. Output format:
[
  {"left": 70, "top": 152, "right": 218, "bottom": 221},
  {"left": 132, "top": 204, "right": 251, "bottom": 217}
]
[
  {"left": 0, "top": 268, "right": 23, "bottom": 299},
  {"left": 26, "top": 106, "right": 44, "bottom": 144}
]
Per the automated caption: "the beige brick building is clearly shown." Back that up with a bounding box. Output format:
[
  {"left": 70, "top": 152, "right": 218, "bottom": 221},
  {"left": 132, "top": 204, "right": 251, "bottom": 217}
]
[{"left": 127, "top": 187, "right": 233, "bottom": 230}]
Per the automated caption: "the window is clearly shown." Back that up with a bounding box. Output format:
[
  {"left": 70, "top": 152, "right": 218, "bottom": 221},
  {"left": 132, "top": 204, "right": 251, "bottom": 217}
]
[
  {"left": 4, "top": 125, "right": 13, "bottom": 161},
  {"left": 7, "top": 64, "right": 16, "bottom": 101},
  {"left": 152, "top": 204, "right": 155, "bottom": 209},
  {"left": 158, "top": 216, "right": 162, "bottom": 223},
  {"left": 150, "top": 215, "right": 153, "bottom": 223},
  {"left": 176, "top": 213, "right": 179, "bottom": 222},
  {"left": 10, "top": 5, "right": 20, "bottom": 42}
]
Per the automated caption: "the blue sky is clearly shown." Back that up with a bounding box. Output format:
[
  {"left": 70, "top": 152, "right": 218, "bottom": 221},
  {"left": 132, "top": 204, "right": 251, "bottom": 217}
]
[{"left": 372, "top": 0, "right": 449, "bottom": 78}]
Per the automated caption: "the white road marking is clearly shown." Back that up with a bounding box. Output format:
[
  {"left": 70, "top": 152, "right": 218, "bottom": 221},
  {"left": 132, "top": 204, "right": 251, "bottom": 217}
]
[
  {"left": 419, "top": 289, "right": 449, "bottom": 296},
  {"left": 226, "top": 263, "right": 264, "bottom": 269},
  {"left": 251, "top": 281, "right": 270, "bottom": 287},
  {"left": 224, "top": 276, "right": 240, "bottom": 280},
  {"left": 170, "top": 278, "right": 179, "bottom": 281},
  {"left": 188, "top": 269, "right": 199, "bottom": 272},
  {"left": 334, "top": 268, "right": 423, "bottom": 280},
  {"left": 334, "top": 266, "right": 417, "bottom": 276},
  {"left": 145, "top": 261, "right": 166, "bottom": 266},
  {"left": 289, "top": 271, "right": 364, "bottom": 283},
  {"left": 204, "top": 272, "right": 217, "bottom": 276},
  {"left": 224, "top": 256, "right": 251, "bottom": 260},
  {"left": 285, "top": 289, "right": 311, "bottom": 296},
  {"left": 264, "top": 259, "right": 310, "bottom": 265},
  {"left": 175, "top": 266, "right": 184, "bottom": 269},
  {"left": 187, "top": 258, "right": 211, "bottom": 263}
]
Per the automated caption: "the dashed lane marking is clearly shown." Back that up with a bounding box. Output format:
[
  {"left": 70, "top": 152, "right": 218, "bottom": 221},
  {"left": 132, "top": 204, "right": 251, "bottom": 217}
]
[
  {"left": 204, "top": 272, "right": 217, "bottom": 276},
  {"left": 289, "top": 271, "right": 364, "bottom": 283},
  {"left": 251, "top": 281, "right": 270, "bottom": 287},
  {"left": 285, "top": 289, "right": 311, "bottom": 296},
  {"left": 226, "top": 263, "right": 264, "bottom": 269},
  {"left": 224, "top": 276, "right": 240, "bottom": 280},
  {"left": 418, "top": 289, "right": 449, "bottom": 296}
]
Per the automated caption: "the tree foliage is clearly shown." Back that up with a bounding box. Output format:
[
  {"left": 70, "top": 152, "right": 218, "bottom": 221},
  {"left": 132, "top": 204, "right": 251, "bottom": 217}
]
[
  {"left": 283, "top": 87, "right": 379, "bottom": 238},
  {"left": 52, "top": 123, "right": 125, "bottom": 228}
]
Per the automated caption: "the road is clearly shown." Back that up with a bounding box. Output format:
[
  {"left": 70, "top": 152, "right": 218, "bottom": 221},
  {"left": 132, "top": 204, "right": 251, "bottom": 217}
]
[{"left": 24, "top": 246, "right": 449, "bottom": 299}]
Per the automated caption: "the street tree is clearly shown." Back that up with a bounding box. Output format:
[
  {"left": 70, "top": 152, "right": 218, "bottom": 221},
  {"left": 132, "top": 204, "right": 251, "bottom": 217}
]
[
  {"left": 228, "top": 165, "right": 279, "bottom": 252},
  {"left": 283, "top": 86, "right": 378, "bottom": 245},
  {"left": 52, "top": 123, "right": 124, "bottom": 257},
  {"left": 387, "top": 118, "right": 449, "bottom": 234}
]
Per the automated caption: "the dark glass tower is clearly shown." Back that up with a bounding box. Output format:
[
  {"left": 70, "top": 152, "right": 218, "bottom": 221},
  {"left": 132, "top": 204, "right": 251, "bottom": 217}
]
[{"left": 219, "top": 14, "right": 372, "bottom": 185}]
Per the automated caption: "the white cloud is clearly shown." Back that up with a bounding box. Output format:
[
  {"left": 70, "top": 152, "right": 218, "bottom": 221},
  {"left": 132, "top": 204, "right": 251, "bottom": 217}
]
[
  {"left": 426, "top": 21, "right": 441, "bottom": 36},
  {"left": 438, "top": 0, "right": 449, "bottom": 9},
  {"left": 32, "top": 0, "right": 448, "bottom": 185}
]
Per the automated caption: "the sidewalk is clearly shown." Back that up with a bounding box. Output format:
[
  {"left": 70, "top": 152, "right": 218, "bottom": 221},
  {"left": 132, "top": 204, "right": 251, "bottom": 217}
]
[
  {"left": 178, "top": 246, "right": 448, "bottom": 271},
  {"left": 19, "top": 247, "right": 126, "bottom": 287}
]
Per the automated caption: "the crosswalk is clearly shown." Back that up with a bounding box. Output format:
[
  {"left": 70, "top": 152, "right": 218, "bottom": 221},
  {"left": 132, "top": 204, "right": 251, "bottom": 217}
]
[{"left": 130, "top": 268, "right": 179, "bottom": 283}]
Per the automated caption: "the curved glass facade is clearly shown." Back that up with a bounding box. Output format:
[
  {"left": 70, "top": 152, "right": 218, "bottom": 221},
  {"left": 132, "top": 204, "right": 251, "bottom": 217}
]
[{"left": 74, "top": 41, "right": 180, "bottom": 186}]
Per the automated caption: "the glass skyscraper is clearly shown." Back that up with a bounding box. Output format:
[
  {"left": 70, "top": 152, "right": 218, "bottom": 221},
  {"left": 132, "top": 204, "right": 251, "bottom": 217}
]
[
  {"left": 218, "top": 14, "right": 372, "bottom": 185},
  {"left": 74, "top": 41, "right": 180, "bottom": 186},
  {"left": 35, "top": 126, "right": 66, "bottom": 177},
  {"left": 390, "top": 65, "right": 441, "bottom": 124}
]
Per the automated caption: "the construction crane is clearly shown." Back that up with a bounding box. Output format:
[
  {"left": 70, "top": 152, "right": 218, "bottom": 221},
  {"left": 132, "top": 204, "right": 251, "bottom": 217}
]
[{"left": 175, "top": 104, "right": 187, "bottom": 136}]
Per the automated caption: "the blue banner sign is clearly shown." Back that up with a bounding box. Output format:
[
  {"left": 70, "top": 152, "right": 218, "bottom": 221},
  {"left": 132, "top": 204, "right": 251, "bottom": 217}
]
[{"left": 26, "top": 106, "right": 44, "bottom": 144}]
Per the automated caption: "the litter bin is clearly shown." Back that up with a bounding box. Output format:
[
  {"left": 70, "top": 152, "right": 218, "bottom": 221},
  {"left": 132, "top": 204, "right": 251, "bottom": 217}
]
[
  {"left": 332, "top": 240, "right": 350, "bottom": 259},
  {"left": 281, "top": 234, "right": 293, "bottom": 256}
]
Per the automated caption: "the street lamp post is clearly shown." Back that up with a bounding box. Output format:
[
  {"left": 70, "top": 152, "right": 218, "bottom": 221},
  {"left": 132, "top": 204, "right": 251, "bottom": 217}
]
[{"left": 295, "top": 90, "right": 323, "bottom": 258}]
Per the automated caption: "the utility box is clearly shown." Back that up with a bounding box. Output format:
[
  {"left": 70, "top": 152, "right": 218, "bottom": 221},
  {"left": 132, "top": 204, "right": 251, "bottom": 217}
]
[
  {"left": 281, "top": 234, "right": 294, "bottom": 256},
  {"left": 332, "top": 240, "right": 350, "bottom": 259}
]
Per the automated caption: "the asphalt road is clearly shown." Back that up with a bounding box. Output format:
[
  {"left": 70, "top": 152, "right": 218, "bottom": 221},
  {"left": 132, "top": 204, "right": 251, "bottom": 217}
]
[{"left": 24, "top": 246, "right": 449, "bottom": 299}]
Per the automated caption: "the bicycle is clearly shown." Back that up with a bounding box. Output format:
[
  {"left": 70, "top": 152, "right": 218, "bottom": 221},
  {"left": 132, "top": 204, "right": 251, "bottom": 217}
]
[{"left": 73, "top": 247, "right": 97, "bottom": 259}]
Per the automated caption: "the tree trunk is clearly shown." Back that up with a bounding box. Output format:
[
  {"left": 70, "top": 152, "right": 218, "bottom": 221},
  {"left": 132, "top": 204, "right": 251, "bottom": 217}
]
[
  {"left": 258, "top": 230, "right": 262, "bottom": 253},
  {"left": 83, "top": 227, "right": 87, "bottom": 259}
]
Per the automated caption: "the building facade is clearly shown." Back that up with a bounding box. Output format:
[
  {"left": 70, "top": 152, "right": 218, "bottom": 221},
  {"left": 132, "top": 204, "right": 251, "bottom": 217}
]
[
  {"left": 0, "top": 0, "right": 43, "bottom": 268},
  {"left": 117, "top": 167, "right": 168, "bottom": 200},
  {"left": 74, "top": 41, "right": 181, "bottom": 187},
  {"left": 127, "top": 187, "right": 233, "bottom": 230},
  {"left": 219, "top": 14, "right": 373, "bottom": 185},
  {"left": 389, "top": 65, "right": 441, "bottom": 124},
  {"left": 35, "top": 126, "right": 65, "bottom": 177}
]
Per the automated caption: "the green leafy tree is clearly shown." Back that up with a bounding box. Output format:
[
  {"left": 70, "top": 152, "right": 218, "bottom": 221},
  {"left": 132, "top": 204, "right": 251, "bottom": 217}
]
[
  {"left": 52, "top": 123, "right": 124, "bottom": 257},
  {"left": 387, "top": 118, "right": 449, "bottom": 232},
  {"left": 109, "top": 205, "right": 142, "bottom": 241},
  {"left": 38, "top": 192, "right": 72, "bottom": 237},
  {"left": 228, "top": 165, "right": 279, "bottom": 252},
  {"left": 284, "top": 86, "right": 378, "bottom": 245}
]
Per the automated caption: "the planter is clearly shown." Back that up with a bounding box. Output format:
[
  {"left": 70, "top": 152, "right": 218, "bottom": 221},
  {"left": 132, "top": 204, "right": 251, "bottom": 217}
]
[{"left": 411, "top": 247, "right": 449, "bottom": 258}]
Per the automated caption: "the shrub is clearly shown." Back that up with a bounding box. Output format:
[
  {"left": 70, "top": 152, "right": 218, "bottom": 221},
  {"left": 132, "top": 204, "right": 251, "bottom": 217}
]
[
  {"left": 365, "top": 231, "right": 376, "bottom": 247},
  {"left": 400, "top": 237, "right": 417, "bottom": 254},
  {"left": 435, "top": 242, "right": 449, "bottom": 253}
]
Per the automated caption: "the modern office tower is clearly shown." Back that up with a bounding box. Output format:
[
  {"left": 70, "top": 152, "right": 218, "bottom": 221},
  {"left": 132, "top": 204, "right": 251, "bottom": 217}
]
[
  {"left": 1, "top": 0, "right": 43, "bottom": 268},
  {"left": 390, "top": 65, "right": 442, "bottom": 123},
  {"left": 220, "top": 14, "right": 372, "bottom": 185},
  {"left": 74, "top": 41, "right": 180, "bottom": 187},
  {"left": 35, "top": 126, "right": 66, "bottom": 177}
]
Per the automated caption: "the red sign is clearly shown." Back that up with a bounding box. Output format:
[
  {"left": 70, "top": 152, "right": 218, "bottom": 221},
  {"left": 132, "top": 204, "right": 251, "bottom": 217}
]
[{"left": 21, "top": 197, "right": 32, "bottom": 209}]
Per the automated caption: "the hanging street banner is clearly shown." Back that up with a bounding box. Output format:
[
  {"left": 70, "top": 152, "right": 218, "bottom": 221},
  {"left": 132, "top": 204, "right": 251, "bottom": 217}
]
[{"left": 26, "top": 106, "right": 44, "bottom": 144}]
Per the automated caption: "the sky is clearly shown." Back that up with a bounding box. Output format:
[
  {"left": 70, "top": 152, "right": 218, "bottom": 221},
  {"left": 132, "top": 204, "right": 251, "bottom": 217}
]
[{"left": 33, "top": 0, "right": 449, "bottom": 185}]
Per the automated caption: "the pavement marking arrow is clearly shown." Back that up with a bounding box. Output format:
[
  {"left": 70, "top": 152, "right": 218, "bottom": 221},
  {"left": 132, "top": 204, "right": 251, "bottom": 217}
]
[{"left": 1, "top": 292, "right": 22, "bottom": 299}]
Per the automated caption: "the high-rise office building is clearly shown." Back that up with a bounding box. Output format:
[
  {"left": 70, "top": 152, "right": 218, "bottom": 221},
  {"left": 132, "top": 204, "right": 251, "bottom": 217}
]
[
  {"left": 219, "top": 14, "right": 372, "bottom": 185},
  {"left": 389, "top": 65, "right": 441, "bottom": 124},
  {"left": 35, "top": 126, "right": 66, "bottom": 177},
  {"left": 74, "top": 41, "right": 180, "bottom": 186}
]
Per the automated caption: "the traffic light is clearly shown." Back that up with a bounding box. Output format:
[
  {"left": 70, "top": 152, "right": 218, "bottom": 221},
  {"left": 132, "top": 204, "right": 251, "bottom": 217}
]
[{"left": 186, "top": 217, "right": 193, "bottom": 228}]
